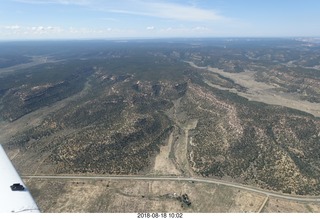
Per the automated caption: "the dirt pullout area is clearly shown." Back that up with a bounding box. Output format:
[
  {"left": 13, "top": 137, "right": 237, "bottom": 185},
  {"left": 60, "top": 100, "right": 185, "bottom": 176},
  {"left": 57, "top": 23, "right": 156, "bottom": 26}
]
[
  {"left": 149, "top": 132, "right": 181, "bottom": 175},
  {"left": 188, "top": 62, "right": 320, "bottom": 117},
  {"left": 171, "top": 119, "right": 198, "bottom": 177}
]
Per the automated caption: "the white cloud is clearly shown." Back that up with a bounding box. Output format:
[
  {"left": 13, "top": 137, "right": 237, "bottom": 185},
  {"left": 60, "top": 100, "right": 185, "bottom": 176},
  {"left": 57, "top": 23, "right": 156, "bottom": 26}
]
[
  {"left": 104, "top": 1, "right": 223, "bottom": 22},
  {"left": 100, "top": 18, "right": 117, "bottom": 22},
  {"left": 53, "top": 0, "right": 225, "bottom": 22},
  {"left": 14, "top": 0, "right": 225, "bottom": 22},
  {"left": 0, "top": 25, "right": 65, "bottom": 38},
  {"left": 5, "top": 25, "right": 21, "bottom": 30},
  {"left": 28, "top": 26, "right": 63, "bottom": 32},
  {"left": 14, "top": 0, "right": 90, "bottom": 5},
  {"left": 0, "top": 24, "right": 218, "bottom": 40},
  {"left": 141, "top": 1, "right": 223, "bottom": 21},
  {"left": 146, "top": 26, "right": 155, "bottom": 30},
  {"left": 193, "top": 26, "right": 210, "bottom": 31},
  {"left": 33, "top": 26, "right": 44, "bottom": 31},
  {"left": 155, "top": 25, "right": 216, "bottom": 37}
]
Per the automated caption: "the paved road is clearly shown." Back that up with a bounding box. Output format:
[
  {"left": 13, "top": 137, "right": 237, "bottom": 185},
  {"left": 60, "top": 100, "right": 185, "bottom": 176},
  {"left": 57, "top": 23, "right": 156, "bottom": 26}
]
[{"left": 22, "top": 175, "right": 320, "bottom": 203}]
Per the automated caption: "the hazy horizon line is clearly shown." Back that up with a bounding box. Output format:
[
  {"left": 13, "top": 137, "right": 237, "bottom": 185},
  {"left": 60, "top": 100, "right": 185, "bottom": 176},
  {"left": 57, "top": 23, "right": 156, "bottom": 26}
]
[{"left": 1, "top": 36, "right": 320, "bottom": 43}]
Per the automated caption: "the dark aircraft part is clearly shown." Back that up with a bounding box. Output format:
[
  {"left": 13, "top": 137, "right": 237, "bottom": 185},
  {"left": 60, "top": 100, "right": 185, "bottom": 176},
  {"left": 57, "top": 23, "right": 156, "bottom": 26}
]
[{"left": 10, "top": 183, "right": 25, "bottom": 191}]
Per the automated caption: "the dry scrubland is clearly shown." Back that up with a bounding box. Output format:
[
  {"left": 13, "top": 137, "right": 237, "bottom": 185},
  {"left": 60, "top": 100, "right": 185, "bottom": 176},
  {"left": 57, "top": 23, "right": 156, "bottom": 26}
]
[
  {"left": 1, "top": 39, "right": 320, "bottom": 212},
  {"left": 24, "top": 178, "right": 320, "bottom": 213}
]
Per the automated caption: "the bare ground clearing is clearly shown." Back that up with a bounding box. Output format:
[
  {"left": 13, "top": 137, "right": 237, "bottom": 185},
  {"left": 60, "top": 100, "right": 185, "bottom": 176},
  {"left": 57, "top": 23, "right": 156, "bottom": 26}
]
[
  {"left": 188, "top": 62, "right": 320, "bottom": 117},
  {"left": 164, "top": 98, "right": 198, "bottom": 177},
  {"left": 149, "top": 132, "right": 181, "bottom": 176}
]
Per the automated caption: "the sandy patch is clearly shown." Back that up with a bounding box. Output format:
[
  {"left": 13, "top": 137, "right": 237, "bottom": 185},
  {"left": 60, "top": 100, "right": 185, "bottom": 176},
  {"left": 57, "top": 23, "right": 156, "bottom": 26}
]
[
  {"left": 188, "top": 61, "right": 320, "bottom": 117},
  {"left": 150, "top": 132, "right": 181, "bottom": 175}
]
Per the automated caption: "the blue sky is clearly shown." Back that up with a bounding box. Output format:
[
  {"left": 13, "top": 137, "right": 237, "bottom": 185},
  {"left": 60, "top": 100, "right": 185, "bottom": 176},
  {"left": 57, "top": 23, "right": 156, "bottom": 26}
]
[{"left": 1, "top": 0, "right": 319, "bottom": 40}]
